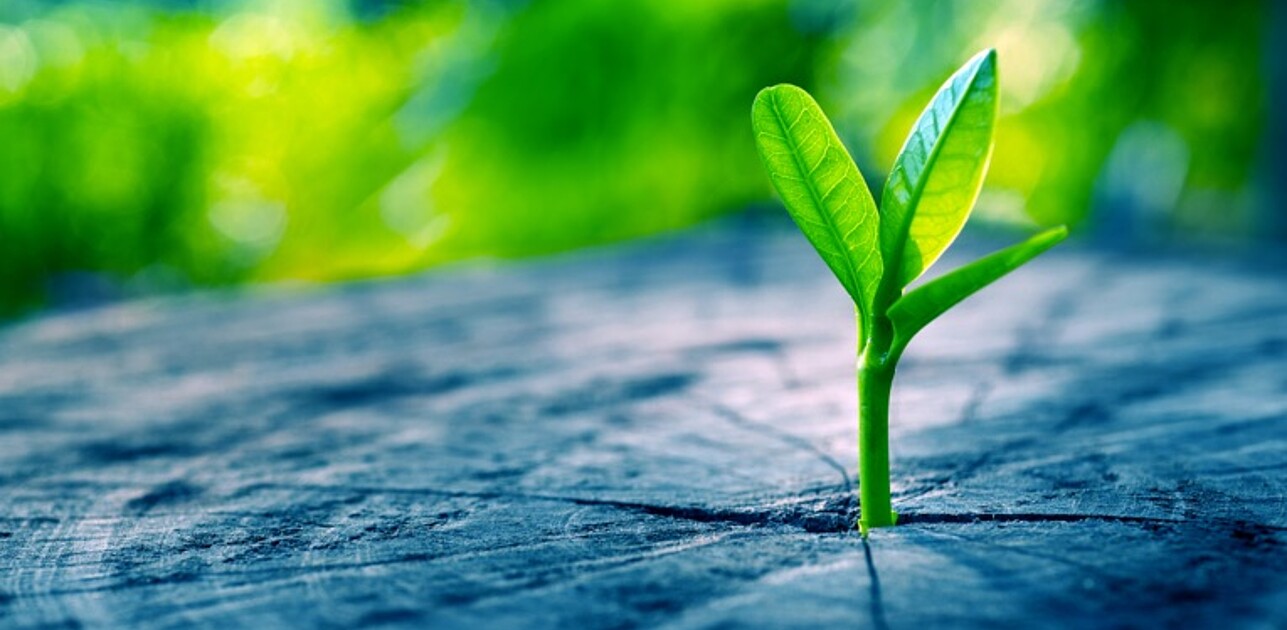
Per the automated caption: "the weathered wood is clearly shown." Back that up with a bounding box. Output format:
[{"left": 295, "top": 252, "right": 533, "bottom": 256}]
[{"left": 1, "top": 218, "right": 1285, "bottom": 628}]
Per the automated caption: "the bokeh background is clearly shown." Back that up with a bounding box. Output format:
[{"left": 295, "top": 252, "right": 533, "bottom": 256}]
[{"left": 0, "top": 0, "right": 1280, "bottom": 315}]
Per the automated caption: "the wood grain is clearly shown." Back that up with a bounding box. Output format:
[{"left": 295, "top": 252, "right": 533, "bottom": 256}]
[{"left": 1, "top": 218, "right": 1284, "bottom": 628}]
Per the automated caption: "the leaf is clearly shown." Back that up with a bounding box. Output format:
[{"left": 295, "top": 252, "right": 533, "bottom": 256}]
[
  {"left": 752, "top": 84, "right": 882, "bottom": 338},
  {"left": 887, "top": 226, "right": 1068, "bottom": 351},
  {"left": 878, "top": 49, "right": 999, "bottom": 295}
]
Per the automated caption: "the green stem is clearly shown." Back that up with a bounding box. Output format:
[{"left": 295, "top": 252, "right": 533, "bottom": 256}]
[{"left": 857, "top": 311, "right": 898, "bottom": 535}]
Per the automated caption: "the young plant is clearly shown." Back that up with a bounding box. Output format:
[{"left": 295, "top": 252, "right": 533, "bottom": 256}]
[{"left": 751, "top": 49, "right": 1068, "bottom": 534}]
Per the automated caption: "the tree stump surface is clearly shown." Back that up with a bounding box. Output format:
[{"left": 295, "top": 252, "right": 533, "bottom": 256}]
[{"left": 2, "top": 219, "right": 1285, "bottom": 628}]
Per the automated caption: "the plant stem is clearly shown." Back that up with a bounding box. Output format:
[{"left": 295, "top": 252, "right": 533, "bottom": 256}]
[{"left": 857, "top": 311, "right": 898, "bottom": 534}]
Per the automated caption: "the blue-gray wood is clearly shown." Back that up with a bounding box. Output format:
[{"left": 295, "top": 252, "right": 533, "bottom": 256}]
[{"left": 1, "top": 218, "right": 1285, "bottom": 628}]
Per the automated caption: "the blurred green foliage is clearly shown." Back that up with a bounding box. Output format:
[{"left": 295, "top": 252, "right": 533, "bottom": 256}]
[
  {"left": 0, "top": 0, "right": 822, "bottom": 314},
  {"left": 0, "top": 0, "right": 1275, "bottom": 315},
  {"left": 422, "top": 0, "right": 820, "bottom": 263},
  {"left": 822, "top": 0, "right": 1269, "bottom": 241},
  {"left": 0, "top": 2, "right": 467, "bottom": 311}
]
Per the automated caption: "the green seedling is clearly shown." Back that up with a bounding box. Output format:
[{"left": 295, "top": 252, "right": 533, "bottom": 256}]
[{"left": 751, "top": 49, "right": 1068, "bottom": 534}]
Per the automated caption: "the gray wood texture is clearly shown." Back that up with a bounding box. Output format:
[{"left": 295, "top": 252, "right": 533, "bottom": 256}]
[{"left": 2, "top": 218, "right": 1285, "bottom": 628}]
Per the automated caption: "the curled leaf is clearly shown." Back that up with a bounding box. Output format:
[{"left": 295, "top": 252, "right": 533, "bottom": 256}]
[{"left": 879, "top": 49, "right": 999, "bottom": 296}]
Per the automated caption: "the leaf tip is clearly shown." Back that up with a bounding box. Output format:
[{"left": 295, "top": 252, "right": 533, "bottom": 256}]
[
  {"left": 752, "top": 84, "right": 792, "bottom": 121},
  {"left": 968, "top": 48, "right": 998, "bottom": 83},
  {"left": 755, "top": 83, "right": 806, "bottom": 105}
]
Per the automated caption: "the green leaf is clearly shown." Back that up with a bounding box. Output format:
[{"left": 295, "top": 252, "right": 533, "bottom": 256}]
[
  {"left": 752, "top": 84, "right": 882, "bottom": 338},
  {"left": 879, "top": 49, "right": 999, "bottom": 295},
  {"left": 888, "top": 226, "right": 1068, "bottom": 352}
]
